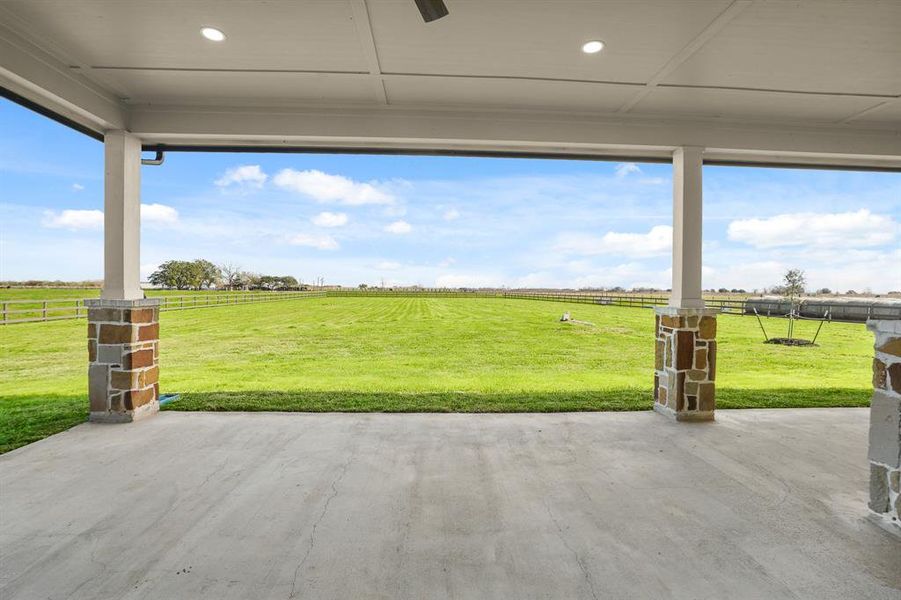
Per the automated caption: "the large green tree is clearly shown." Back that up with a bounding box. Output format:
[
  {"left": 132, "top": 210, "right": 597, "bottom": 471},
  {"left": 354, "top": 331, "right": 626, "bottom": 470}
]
[
  {"left": 149, "top": 259, "right": 222, "bottom": 290},
  {"left": 193, "top": 259, "right": 222, "bottom": 289},
  {"left": 149, "top": 260, "right": 193, "bottom": 289}
]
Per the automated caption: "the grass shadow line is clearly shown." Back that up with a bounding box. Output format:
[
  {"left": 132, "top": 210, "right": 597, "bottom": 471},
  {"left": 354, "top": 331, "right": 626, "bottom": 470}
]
[{"left": 0, "top": 387, "right": 871, "bottom": 454}]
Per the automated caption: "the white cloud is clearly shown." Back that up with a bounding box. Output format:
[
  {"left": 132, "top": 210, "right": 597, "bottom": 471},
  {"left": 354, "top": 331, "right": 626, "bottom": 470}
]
[
  {"left": 274, "top": 169, "right": 393, "bottom": 205},
  {"left": 510, "top": 262, "right": 674, "bottom": 290},
  {"left": 41, "top": 203, "right": 178, "bottom": 230},
  {"left": 443, "top": 208, "right": 460, "bottom": 221},
  {"left": 141, "top": 203, "right": 179, "bottom": 224},
  {"left": 574, "top": 262, "right": 672, "bottom": 290},
  {"left": 436, "top": 273, "right": 502, "bottom": 288},
  {"left": 384, "top": 220, "right": 412, "bottom": 234},
  {"left": 727, "top": 209, "right": 897, "bottom": 249},
  {"left": 72, "top": 183, "right": 85, "bottom": 191},
  {"left": 41, "top": 209, "right": 103, "bottom": 230},
  {"left": 512, "top": 271, "right": 566, "bottom": 289},
  {"left": 703, "top": 249, "right": 901, "bottom": 294},
  {"left": 383, "top": 204, "right": 407, "bottom": 217},
  {"left": 554, "top": 225, "right": 672, "bottom": 257},
  {"left": 803, "top": 248, "right": 901, "bottom": 293},
  {"left": 375, "top": 261, "right": 401, "bottom": 270},
  {"left": 615, "top": 162, "right": 642, "bottom": 178},
  {"left": 287, "top": 233, "right": 339, "bottom": 250},
  {"left": 438, "top": 257, "right": 456, "bottom": 267},
  {"left": 312, "top": 211, "right": 348, "bottom": 227},
  {"left": 215, "top": 165, "right": 268, "bottom": 189}
]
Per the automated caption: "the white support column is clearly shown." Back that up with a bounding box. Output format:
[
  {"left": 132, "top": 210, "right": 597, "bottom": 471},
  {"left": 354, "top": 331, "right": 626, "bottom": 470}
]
[
  {"left": 102, "top": 130, "right": 143, "bottom": 300},
  {"left": 90, "top": 130, "right": 159, "bottom": 423},
  {"left": 655, "top": 146, "right": 717, "bottom": 421},
  {"left": 670, "top": 146, "right": 704, "bottom": 309}
]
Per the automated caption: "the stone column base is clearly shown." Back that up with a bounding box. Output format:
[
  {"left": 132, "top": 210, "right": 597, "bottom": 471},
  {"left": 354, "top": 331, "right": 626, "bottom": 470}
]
[
  {"left": 654, "top": 307, "right": 718, "bottom": 422},
  {"left": 86, "top": 298, "right": 161, "bottom": 423},
  {"left": 866, "top": 320, "right": 901, "bottom": 531}
]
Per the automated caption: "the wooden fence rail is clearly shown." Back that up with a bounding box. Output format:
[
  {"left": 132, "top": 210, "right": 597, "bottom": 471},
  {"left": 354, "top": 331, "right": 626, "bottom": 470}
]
[
  {"left": 2, "top": 289, "right": 897, "bottom": 325},
  {"left": 327, "top": 289, "right": 897, "bottom": 322},
  {"left": 0, "top": 291, "right": 326, "bottom": 324}
]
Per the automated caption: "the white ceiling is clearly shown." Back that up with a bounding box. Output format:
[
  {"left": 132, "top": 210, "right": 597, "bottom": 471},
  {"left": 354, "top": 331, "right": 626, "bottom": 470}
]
[{"left": 0, "top": 0, "right": 899, "bottom": 165}]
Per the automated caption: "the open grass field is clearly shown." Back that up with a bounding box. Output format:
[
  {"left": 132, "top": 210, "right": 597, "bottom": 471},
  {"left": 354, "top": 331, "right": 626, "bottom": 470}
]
[
  {"left": 0, "top": 297, "right": 874, "bottom": 453},
  {"left": 0, "top": 288, "right": 103, "bottom": 301}
]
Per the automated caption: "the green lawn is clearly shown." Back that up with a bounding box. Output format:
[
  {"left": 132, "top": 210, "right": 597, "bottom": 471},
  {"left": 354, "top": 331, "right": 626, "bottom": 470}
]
[
  {"left": 0, "top": 297, "right": 873, "bottom": 453},
  {"left": 0, "top": 288, "right": 102, "bottom": 301}
]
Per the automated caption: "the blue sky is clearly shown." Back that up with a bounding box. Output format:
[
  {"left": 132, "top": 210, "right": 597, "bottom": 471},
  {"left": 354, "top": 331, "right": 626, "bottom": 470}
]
[{"left": 1, "top": 98, "right": 899, "bottom": 292}]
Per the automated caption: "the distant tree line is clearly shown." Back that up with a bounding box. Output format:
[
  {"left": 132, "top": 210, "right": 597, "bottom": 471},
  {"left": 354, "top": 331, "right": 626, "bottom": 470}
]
[{"left": 148, "top": 260, "right": 305, "bottom": 291}]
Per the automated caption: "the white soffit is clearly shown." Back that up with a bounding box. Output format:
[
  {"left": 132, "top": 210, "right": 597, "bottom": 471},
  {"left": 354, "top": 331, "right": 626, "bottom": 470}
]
[
  {"left": 0, "top": 0, "right": 899, "bottom": 167},
  {"left": 383, "top": 76, "right": 640, "bottom": 113},
  {"left": 3, "top": 0, "right": 368, "bottom": 73},
  {"left": 662, "top": 1, "right": 901, "bottom": 96},
  {"left": 107, "top": 71, "right": 378, "bottom": 107},
  {"left": 367, "top": 0, "right": 732, "bottom": 83}
]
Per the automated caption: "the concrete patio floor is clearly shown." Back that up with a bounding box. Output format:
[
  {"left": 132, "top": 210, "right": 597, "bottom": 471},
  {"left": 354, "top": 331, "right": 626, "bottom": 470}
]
[{"left": 1, "top": 409, "right": 899, "bottom": 599}]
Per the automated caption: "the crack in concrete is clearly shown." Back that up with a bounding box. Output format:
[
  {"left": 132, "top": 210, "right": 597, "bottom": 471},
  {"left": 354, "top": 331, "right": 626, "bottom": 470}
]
[
  {"left": 196, "top": 456, "right": 230, "bottom": 491},
  {"left": 288, "top": 451, "right": 354, "bottom": 599},
  {"left": 543, "top": 498, "right": 599, "bottom": 600}
]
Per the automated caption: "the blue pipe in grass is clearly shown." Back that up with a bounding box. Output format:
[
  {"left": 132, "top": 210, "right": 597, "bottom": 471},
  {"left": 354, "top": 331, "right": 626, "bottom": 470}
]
[{"left": 159, "top": 393, "right": 180, "bottom": 406}]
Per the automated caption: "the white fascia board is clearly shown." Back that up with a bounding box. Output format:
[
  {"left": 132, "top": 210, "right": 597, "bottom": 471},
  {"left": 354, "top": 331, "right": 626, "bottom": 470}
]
[
  {"left": 0, "top": 23, "right": 126, "bottom": 132},
  {"left": 129, "top": 104, "right": 901, "bottom": 169}
]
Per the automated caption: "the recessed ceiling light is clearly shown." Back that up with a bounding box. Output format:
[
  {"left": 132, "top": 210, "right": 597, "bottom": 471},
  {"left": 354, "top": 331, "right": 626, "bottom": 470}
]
[
  {"left": 201, "top": 27, "right": 226, "bottom": 42},
  {"left": 582, "top": 40, "right": 605, "bottom": 54}
]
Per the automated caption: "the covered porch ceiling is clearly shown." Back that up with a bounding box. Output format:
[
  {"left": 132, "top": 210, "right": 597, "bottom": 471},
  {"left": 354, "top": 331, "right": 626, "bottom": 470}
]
[{"left": 1, "top": 0, "right": 900, "bottom": 168}]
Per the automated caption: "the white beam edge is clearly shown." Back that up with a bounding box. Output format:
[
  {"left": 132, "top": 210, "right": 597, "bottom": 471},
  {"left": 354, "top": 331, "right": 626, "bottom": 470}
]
[
  {"left": 128, "top": 106, "right": 901, "bottom": 169},
  {"left": 0, "top": 24, "right": 126, "bottom": 131},
  {"left": 349, "top": 0, "right": 388, "bottom": 105}
]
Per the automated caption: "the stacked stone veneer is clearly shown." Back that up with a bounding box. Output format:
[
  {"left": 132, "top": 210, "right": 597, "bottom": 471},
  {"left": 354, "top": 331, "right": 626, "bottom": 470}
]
[
  {"left": 867, "top": 319, "right": 901, "bottom": 530},
  {"left": 86, "top": 299, "right": 161, "bottom": 423},
  {"left": 654, "top": 307, "right": 718, "bottom": 421}
]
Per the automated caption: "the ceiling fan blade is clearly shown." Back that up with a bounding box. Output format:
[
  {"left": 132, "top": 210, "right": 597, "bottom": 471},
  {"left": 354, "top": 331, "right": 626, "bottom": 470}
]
[{"left": 414, "top": 0, "right": 449, "bottom": 22}]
